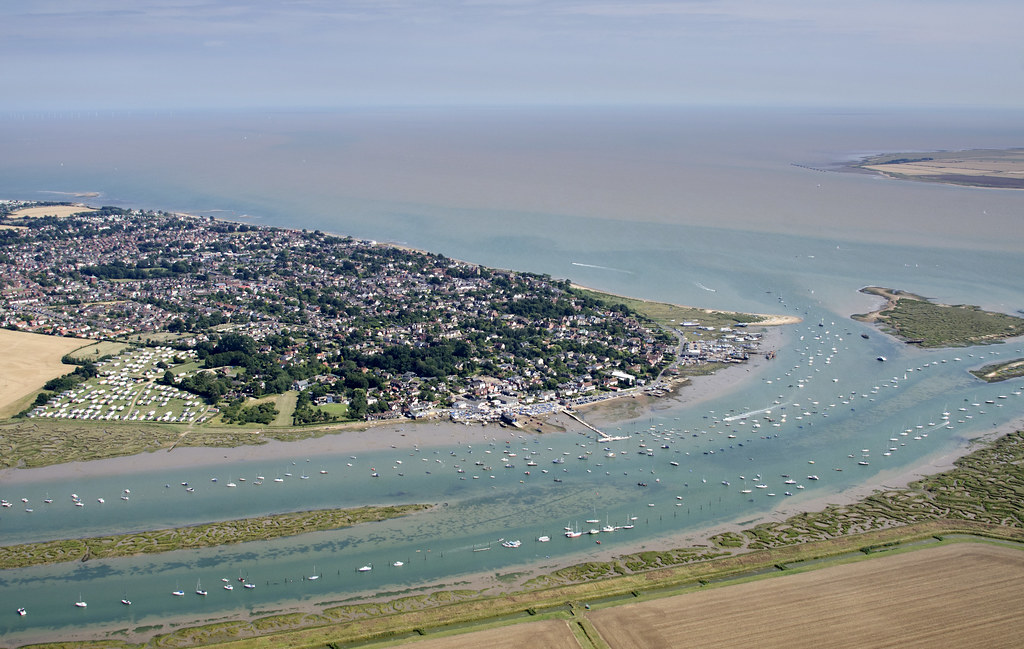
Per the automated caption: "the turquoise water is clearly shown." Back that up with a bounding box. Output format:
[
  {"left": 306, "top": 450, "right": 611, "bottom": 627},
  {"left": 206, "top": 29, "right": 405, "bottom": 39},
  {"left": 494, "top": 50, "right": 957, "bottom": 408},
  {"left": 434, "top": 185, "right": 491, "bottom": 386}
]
[{"left": 1, "top": 106, "right": 1022, "bottom": 642}]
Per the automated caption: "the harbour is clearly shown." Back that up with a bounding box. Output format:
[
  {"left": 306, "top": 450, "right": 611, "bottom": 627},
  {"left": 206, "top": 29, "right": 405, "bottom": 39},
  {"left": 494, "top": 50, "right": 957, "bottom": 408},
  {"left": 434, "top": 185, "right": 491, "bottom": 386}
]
[{"left": 1, "top": 106, "right": 1023, "bottom": 643}]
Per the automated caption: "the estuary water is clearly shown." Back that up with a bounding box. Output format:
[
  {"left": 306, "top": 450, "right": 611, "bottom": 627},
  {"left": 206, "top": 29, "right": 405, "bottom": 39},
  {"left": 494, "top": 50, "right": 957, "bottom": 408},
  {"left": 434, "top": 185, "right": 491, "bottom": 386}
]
[{"left": 1, "top": 106, "right": 1023, "bottom": 642}]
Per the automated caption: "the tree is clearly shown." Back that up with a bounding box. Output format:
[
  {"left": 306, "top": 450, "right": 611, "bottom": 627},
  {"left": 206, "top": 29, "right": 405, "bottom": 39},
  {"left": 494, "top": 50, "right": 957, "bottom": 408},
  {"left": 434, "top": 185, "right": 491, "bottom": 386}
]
[{"left": 349, "top": 388, "right": 368, "bottom": 419}]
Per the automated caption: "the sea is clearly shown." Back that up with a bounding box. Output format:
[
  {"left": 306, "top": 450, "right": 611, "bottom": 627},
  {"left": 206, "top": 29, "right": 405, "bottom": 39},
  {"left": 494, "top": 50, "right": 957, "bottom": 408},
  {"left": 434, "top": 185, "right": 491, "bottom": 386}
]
[{"left": 1, "top": 105, "right": 1023, "bottom": 642}]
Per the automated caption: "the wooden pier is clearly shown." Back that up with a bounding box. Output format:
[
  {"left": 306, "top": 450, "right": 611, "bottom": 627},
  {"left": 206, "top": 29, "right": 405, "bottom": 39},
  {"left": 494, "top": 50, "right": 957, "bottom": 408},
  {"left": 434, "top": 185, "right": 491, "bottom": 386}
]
[{"left": 562, "top": 409, "right": 631, "bottom": 441}]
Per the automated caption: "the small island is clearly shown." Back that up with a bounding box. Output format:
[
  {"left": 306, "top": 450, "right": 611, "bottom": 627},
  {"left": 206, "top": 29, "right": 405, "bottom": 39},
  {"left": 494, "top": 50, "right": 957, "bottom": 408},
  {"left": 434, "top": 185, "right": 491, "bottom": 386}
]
[
  {"left": 853, "top": 148, "right": 1024, "bottom": 189},
  {"left": 970, "top": 358, "right": 1024, "bottom": 383},
  {"left": 852, "top": 286, "right": 1024, "bottom": 347}
]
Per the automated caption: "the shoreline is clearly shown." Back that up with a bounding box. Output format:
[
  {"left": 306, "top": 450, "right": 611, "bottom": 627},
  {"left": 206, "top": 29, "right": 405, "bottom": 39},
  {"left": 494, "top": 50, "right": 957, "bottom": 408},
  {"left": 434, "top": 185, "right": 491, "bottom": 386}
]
[
  {"left": 0, "top": 321, "right": 790, "bottom": 487},
  {"left": 570, "top": 282, "right": 802, "bottom": 326},
  {"left": 0, "top": 324, "right": 790, "bottom": 487}
]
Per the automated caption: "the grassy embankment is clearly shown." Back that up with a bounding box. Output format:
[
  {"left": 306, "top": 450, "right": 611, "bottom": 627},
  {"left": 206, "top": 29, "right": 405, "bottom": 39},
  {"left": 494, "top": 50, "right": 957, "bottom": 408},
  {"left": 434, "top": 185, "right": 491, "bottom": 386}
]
[
  {"left": 853, "top": 286, "right": 1024, "bottom": 347},
  {"left": 24, "top": 430, "right": 1024, "bottom": 649},
  {"left": 0, "top": 504, "right": 430, "bottom": 570},
  {"left": 0, "top": 418, "right": 363, "bottom": 470}
]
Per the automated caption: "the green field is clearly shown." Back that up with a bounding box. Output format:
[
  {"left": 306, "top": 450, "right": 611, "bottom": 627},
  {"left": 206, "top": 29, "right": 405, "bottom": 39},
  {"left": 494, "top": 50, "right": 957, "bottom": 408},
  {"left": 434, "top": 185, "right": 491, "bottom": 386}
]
[{"left": 575, "top": 287, "right": 765, "bottom": 335}]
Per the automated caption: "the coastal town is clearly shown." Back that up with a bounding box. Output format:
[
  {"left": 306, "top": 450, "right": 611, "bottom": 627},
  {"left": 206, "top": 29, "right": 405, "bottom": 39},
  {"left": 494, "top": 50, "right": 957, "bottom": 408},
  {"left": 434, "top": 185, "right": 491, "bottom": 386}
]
[{"left": 1, "top": 201, "right": 767, "bottom": 426}]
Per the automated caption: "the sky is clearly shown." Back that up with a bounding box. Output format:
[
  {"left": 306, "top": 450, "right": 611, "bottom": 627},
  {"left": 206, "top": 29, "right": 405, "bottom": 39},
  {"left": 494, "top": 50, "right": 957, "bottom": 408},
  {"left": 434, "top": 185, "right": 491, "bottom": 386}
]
[{"left": 2, "top": 0, "right": 1023, "bottom": 111}]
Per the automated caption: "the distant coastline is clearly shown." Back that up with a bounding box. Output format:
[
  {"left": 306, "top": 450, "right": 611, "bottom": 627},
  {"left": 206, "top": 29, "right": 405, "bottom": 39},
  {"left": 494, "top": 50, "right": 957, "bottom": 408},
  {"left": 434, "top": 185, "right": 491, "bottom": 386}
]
[{"left": 851, "top": 148, "right": 1024, "bottom": 189}]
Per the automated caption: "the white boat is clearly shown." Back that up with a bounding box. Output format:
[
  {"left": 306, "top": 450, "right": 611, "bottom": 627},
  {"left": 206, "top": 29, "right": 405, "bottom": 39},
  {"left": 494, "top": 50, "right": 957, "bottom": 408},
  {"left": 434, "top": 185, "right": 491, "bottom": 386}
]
[
  {"left": 358, "top": 564, "right": 373, "bottom": 572},
  {"left": 121, "top": 598, "right": 131, "bottom": 606},
  {"left": 75, "top": 594, "right": 87, "bottom": 608},
  {"left": 17, "top": 607, "right": 26, "bottom": 616},
  {"left": 244, "top": 583, "right": 256, "bottom": 589},
  {"left": 195, "top": 580, "right": 207, "bottom": 596},
  {"left": 392, "top": 561, "right": 404, "bottom": 567},
  {"left": 537, "top": 535, "right": 551, "bottom": 542},
  {"left": 172, "top": 588, "right": 185, "bottom": 596},
  {"left": 501, "top": 539, "right": 522, "bottom": 548},
  {"left": 307, "top": 565, "right": 320, "bottom": 580},
  {"left": 223, "top": 583, "right": 233, "bottom": 590}
]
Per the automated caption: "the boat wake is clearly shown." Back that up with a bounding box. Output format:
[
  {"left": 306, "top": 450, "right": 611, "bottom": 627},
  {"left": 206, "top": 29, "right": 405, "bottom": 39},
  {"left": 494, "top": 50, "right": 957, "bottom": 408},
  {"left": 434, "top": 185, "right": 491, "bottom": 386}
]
[
  {"left": 722, "top": 404, "right": 779, "bottom": 423},
  {"left": 695, "top": 281, "right": 717, "bottom": 292},
  {"left": 571, "top": 262, "right": 632, "bottom": 274}
]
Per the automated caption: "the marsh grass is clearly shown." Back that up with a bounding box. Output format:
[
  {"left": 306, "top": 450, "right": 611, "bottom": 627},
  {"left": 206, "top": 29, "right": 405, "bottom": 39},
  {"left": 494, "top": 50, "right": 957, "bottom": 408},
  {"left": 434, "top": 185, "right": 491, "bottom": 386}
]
[{"left": 0, "top": 504, "right": 430, "bottom": 569}]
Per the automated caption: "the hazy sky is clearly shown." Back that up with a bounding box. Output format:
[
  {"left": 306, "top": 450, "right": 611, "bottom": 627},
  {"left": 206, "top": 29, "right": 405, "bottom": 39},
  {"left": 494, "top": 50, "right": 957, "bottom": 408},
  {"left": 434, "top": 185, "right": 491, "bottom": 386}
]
[{"left": 3, "top": 0, "right": 1022, "bottom": 110}]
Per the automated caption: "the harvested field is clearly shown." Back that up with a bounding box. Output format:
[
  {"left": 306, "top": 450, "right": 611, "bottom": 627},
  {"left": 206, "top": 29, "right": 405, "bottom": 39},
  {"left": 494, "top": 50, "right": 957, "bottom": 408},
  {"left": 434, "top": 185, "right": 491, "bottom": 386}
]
[
  {"left": 8, "top": 204, "right": 97, "bottom": 218},
  {"left": 589, "top": 543, "right": 1024, "bottom": 649},
  {"left": 393, "top": 619, "right": 580, "bottom": 649},
  {"left": 0, "top": 329, "right": 90, "bottom": 416},
  {"left": 857, "top": 149, "right": 1024, "bottom": 189}
]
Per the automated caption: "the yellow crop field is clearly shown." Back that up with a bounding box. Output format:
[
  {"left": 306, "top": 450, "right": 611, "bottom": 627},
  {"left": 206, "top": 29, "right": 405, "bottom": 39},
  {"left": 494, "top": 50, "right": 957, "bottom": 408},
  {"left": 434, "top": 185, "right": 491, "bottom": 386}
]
[
  {"left": 8, "top": 205, "right": 97, "bottom": 218},
  {"left": 589, "top": 543, "right": 1024, "bottom": 649},
  {"left": 0, "top": 329, "right": 90, "bottom": 417}
]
